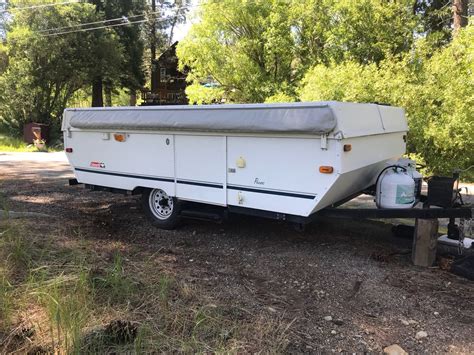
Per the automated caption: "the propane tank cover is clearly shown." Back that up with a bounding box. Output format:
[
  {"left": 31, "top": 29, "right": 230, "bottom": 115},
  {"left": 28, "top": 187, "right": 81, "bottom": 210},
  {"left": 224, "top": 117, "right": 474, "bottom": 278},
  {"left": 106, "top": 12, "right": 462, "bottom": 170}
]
[{"left": 377, "top": 168, "right": 416, "bottom": 209}]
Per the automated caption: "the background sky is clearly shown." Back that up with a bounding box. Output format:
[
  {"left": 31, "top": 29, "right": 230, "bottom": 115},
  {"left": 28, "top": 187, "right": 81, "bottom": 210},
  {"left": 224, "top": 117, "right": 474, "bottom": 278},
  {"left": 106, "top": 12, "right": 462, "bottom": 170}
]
[{"left": 172, "top": 0, "right": 198, "bottom": 42}]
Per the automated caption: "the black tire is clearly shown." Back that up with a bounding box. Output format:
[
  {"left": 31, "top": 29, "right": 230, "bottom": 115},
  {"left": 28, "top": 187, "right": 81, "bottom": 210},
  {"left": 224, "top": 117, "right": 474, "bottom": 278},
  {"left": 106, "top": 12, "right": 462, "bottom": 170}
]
[{"left": 141, "top": 188, "right": 181, "bottom": 230}]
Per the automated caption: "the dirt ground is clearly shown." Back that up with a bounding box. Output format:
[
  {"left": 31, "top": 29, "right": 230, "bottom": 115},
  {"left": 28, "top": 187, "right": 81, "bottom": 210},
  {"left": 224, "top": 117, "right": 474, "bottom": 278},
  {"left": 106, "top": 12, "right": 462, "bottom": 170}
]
[{"left": 1, "top": 154, "right": 473, "bottom": 353}]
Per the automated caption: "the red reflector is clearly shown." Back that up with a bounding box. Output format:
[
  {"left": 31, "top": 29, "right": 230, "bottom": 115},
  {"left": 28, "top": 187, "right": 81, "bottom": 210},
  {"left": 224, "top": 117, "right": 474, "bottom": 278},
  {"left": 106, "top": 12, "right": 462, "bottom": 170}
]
[{"left": 65, "top": 148, "right": 73, "bottom": 153}]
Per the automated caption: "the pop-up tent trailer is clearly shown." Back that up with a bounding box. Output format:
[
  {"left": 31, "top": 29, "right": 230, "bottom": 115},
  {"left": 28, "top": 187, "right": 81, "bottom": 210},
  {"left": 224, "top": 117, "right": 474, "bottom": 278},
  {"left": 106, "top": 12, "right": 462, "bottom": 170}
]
[
  {"left": 62, "top": 102, "right": 409, "bottom": 223},
  {"left": 62, "top": 101, "right": 471, "bottom": 234},
  {"left": 63, "top": 102, "right": 473, "bottom": 266}
]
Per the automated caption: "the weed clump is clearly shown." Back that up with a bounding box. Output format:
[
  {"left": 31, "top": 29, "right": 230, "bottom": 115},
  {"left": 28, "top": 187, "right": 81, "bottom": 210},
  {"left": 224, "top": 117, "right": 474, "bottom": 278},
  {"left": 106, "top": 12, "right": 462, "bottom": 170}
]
[{"left": 89, "top": 253, "right": 137, "bottom": 304}]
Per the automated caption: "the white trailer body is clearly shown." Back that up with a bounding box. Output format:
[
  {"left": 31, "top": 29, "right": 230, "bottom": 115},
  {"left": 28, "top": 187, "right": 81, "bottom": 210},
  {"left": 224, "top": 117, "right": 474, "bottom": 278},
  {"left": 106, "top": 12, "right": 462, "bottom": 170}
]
[{"left": 62, "top": 102, "right": 407, "bottom": 219}]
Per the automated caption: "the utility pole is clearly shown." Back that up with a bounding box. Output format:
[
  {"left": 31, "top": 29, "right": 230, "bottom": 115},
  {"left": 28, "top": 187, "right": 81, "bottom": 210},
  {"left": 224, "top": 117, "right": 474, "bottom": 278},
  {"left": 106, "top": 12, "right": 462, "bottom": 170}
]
[
  {"left": 150, "top": 0, "right": 157, "bottom": 92},
  {"left": 453, "top": 0, "right": 468, "bottom": 32}
]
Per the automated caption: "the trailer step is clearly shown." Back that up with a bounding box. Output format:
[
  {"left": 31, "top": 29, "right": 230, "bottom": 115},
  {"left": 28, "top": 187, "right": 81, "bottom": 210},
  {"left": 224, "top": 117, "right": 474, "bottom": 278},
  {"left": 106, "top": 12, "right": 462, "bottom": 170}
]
[{"left": 180, "top": 209, "right": 223, "bottom": 223}]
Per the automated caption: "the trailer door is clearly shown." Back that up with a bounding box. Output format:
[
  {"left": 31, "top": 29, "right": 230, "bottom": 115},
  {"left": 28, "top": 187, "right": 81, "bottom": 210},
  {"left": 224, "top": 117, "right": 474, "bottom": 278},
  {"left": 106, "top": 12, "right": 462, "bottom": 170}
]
[{"left": 175, "top": 135, "right": 226, "bottom": 205}]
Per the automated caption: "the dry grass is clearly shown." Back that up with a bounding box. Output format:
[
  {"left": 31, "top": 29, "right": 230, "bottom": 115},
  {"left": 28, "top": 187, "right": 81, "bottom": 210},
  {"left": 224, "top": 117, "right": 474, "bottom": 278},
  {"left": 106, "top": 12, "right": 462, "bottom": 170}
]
[{"left": 0, "top": 219, "right": 293, "bottom": 353}]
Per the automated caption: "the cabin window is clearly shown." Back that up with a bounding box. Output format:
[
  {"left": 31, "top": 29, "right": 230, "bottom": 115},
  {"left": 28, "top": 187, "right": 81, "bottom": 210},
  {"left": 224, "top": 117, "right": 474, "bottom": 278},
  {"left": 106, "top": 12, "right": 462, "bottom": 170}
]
[{"left": 160, "top": 68, "right": 167, "bottom": 82}]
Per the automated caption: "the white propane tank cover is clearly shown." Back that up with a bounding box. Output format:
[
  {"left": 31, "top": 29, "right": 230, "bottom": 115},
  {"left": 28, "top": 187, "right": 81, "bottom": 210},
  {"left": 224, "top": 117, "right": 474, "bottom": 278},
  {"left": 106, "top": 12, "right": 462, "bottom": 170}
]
[{"left": 377, "top": 167, "right": 416, "bottom": 209}]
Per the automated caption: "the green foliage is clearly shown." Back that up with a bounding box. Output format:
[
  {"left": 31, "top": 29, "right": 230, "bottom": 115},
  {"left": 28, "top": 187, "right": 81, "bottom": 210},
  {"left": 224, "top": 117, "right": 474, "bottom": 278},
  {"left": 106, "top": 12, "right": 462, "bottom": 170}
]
[
  {"left": 300, "top": 26, "right": 474, "bottom": 178},
  {"left": 419, "top": 26, "right": 474, "bottom": 177},
  {"left": 300, "top": 61, "right": 379, "bottom": 103},
  {"left": 0, "top": 43, "right": 7, "bottom": 74},
  {"left": 0, "top": 1, "right": 123, "bottom": 138},
  {"left": 185, "top": 82, "right": 225, "bottom": 104},
  {"left": 0, "top": 135, "right": 36, "bottom": 152},
  {"left": 88, "top": 0, "right": 146, "bottom": 91},
  {"left": 178, "top": 0, "right": 419, "bottom": 103},
  {"left": 178, "top": 0, "right": 295, "bottom": 103},
  {"left": 264, "top": 92, "right": 296, "bottom": 103},
  {"left": 414, "top": 0, "right": 453, "bottom": 46}
]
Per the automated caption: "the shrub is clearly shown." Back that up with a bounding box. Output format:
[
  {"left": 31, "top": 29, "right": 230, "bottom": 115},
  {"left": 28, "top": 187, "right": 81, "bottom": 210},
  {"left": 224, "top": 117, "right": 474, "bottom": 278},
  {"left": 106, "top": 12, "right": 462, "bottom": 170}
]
[{"left": 299, "top": 25, "right": 474, "bottom": 180}]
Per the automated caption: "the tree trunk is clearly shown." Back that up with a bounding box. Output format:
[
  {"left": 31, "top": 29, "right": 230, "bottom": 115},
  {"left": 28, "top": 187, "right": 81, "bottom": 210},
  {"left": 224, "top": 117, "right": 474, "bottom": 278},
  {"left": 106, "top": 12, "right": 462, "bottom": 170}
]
[
  {"left": 104, "top": 83, "right": 112, "bottom": 107},
  {"left": 150, "top": 0, "right": 157, "bottom": 92},
  {"left": 453, "top": 0, "right": 468, "bottom": 32},
  {"left": 92, "top": 77, "right": 104, "bottom": 107},
  {"left": 129, "top": 89, "right": 137, "bottom": 106}
]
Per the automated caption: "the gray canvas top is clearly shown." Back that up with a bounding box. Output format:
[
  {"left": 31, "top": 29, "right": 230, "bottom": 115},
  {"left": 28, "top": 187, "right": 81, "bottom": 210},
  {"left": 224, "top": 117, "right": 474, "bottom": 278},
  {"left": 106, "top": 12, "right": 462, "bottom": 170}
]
[{"left": 66, "top": 103, "right": 336, "bottom": 134}]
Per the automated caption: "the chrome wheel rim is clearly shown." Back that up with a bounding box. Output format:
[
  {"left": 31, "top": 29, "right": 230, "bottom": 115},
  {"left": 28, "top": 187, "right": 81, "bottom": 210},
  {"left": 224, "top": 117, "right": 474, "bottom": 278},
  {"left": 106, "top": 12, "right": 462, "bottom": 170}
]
[{"left": 149, "top": 189, "right": 174, "bottom": 220}]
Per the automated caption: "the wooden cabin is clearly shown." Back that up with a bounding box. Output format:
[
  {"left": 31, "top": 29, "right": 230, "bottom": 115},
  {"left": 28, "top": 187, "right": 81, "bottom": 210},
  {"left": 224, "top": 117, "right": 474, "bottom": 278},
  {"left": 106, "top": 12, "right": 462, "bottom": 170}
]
[{"left": 141, "top": 42, "right": 188, "bottom": 106}]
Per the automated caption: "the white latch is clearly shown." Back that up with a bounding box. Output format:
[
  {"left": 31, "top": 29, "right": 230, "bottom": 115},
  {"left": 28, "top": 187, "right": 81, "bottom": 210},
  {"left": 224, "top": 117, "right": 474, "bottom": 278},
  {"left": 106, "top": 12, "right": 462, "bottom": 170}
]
[{"left": 320, "top": 134, "right": 328, "bottom": 150}]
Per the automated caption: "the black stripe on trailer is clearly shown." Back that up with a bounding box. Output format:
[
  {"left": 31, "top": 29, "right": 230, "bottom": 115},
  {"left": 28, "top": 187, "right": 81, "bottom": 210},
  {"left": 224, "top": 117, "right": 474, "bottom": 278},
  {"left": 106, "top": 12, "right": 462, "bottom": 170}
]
[
  {"left": 74, "top": 168, "right": 175, "bottom": 183},
  {"left": 176, "top": 180, "right": 223, "bottom": 189},
  {"left": 74, "top": 168, "right": 316, "bottom": 198},
  {"left": 227, "top": 185, "right": 316, "bottom": 200}
]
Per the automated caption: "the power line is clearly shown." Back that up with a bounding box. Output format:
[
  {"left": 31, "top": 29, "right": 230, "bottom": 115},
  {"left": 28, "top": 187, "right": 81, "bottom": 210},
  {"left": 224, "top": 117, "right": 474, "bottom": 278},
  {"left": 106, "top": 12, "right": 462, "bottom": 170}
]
[
  {"left": 0, "top": 1, "right": 80, "bottom": 14},
  {"left": 38, "top": 10, "right": 163, "bottom": 33},
  {"left": 2, "top": 3, "right": 198, "bottom": 41},
  {"left": 41, "top": 10, "right": 193, "bottom": 37},
  {"left": 42, "top": 17, "right": 151, "bottom": 36},
  {"left": 38, "top": 4, "right": 197, "bottom": 36}
]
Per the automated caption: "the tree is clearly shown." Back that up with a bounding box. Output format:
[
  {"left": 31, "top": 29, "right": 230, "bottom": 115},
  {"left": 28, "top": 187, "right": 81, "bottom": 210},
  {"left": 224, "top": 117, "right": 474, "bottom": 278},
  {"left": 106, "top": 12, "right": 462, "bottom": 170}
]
[
  {"left": 88, "top": 0, "right": 146, "bottom": 107},
  {"left": 177, "top": 0, "right": 300, "bottom": 103},
  {"left": 327, "top": 0, "right": 417, "bottom": 64},
  {"left": 177, "top": 0, "right": 419, "bottom": 104},
  {"left": 0, "top": 1, "right": 122, "bottom": 138},
  {"left": 87, "top": 0, "right": 191, "bottom": 106},
  {"left": 414, "top": 0, "right": 452, "bottom": 46},
  {"left": 299, "top": 25, "right": 474, "bottom": 179},
  {"left": 453, "top": 0, "right": 469, "bottom": 31}
]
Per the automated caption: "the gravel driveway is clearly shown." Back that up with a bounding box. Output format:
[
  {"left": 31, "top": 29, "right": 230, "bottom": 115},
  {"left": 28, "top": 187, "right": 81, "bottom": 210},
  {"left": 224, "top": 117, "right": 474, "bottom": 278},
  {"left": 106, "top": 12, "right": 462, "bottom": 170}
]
[{"left": 1, "top": 152, "right": 473, "bottom": 353}]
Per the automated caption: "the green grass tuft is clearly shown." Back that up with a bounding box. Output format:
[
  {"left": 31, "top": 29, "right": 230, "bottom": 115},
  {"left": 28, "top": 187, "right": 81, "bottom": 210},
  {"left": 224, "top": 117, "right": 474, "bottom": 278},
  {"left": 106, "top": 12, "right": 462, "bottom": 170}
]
[
  {"left": 0, "top": 135, "right": 36, "bottom": 152},
  {"left": 0, "top": 274, "right": 13, "bottom": 327},
  {"left": 89, "top": 253, "right": 137, "bottom": 305},
  {"left": 0, "top": 135, "right": 63, "bottom": 152}
]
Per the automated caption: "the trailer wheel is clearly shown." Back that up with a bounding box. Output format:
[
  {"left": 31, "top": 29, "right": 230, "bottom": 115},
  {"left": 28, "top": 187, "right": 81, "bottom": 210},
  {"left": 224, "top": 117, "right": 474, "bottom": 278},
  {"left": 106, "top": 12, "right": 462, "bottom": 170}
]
[{"left": 142, "top": 188, "right": 181, "bottom": 229}]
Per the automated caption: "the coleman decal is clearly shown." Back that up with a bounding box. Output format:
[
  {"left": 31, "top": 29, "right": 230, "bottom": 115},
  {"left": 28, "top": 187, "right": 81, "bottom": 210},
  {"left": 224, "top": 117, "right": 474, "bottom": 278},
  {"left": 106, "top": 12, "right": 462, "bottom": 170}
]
[{"left": 90, "top": 161, "right": 106, "bottom": 168}]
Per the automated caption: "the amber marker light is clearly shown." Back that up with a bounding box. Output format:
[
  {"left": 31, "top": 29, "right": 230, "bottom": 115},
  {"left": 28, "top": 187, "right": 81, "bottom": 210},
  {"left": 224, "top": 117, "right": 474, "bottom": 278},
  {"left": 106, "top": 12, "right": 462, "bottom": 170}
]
[
  {"left": 343, "top": 144, "right": 352, "bottom": 152},
  {"left": 114, "top": 133, "right": 126, "bottom": 142},
  {"left": 319, "top": 166, "right": 334, "bottom": 174}
]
